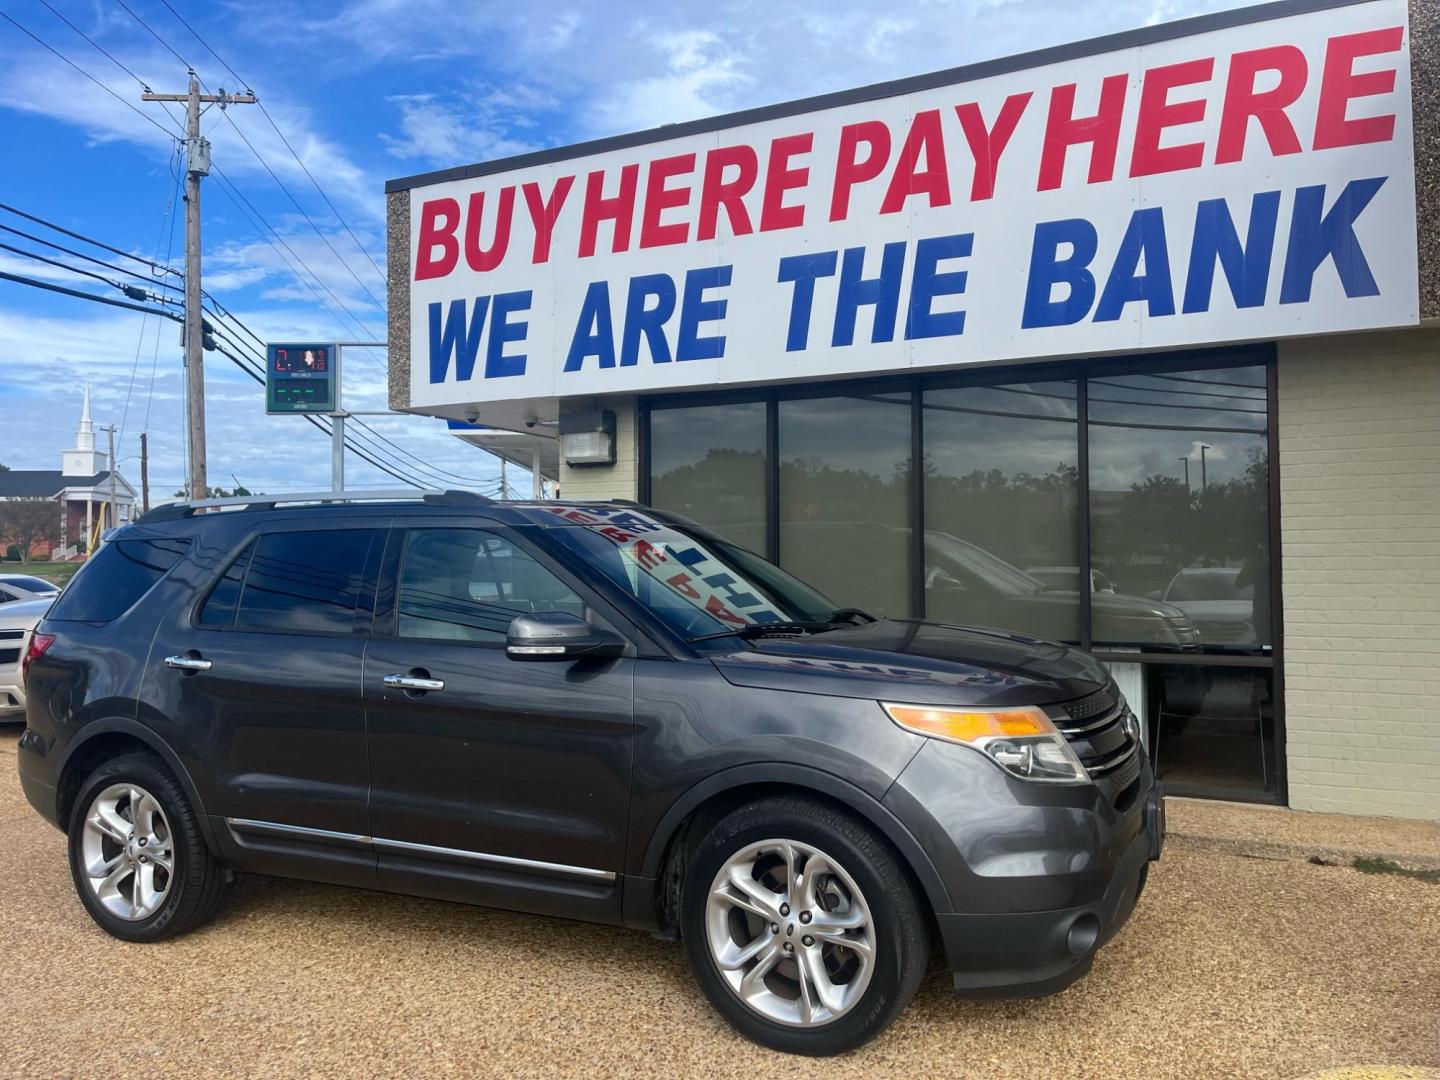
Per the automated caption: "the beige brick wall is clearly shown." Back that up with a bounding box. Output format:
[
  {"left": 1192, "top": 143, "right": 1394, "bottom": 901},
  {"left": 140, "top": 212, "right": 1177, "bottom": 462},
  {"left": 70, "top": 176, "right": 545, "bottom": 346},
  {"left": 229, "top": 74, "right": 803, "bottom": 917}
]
[
  {"left": 1278, "top": 328, "right": 1440, "bottom": 821},
  {"left": 556, "top": 397, "right": 640, "bottom": 501}
]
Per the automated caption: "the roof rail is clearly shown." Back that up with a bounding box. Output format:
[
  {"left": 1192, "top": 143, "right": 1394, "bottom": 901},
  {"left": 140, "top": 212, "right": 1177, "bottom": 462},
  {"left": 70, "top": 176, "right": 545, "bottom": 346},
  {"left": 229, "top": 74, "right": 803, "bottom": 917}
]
[{"left": 136, "top": 488, "right": 493, "bottom": 523}]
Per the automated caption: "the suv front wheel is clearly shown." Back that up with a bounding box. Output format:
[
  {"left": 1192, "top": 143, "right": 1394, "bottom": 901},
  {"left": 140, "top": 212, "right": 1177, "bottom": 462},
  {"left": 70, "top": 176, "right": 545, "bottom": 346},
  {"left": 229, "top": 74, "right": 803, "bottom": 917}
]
[
  {"left": 681, "top": 796, "right": 929, "bottom": 1055},
  {"left": 67, "top": 752, "right": 228, "bottom": 942}
]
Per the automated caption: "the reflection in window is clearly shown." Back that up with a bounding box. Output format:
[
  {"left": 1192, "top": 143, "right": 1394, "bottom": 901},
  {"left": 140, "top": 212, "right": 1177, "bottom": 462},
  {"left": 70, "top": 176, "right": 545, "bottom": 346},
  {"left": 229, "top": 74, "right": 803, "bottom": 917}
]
[
  {"left": 1088, "top": 367, "right": 1270, "bottom": 649},
  {"left": 778, "top": 393, "right": 911, "bottom": 617},
  {"left": 398, "top": 529, "right": 583, "bottom": 643},
  {"left": 1146, "top": 665, "right": 1278, "bottom": 798},
  {"left": 236, "top": 530, "right": 380, "bottom": 635},
  {"left": 650, "top": 403, "right": 766, "bottom": 554},
  {"left": 923, "top": 382, "right": 1079, "bottom": 641}
]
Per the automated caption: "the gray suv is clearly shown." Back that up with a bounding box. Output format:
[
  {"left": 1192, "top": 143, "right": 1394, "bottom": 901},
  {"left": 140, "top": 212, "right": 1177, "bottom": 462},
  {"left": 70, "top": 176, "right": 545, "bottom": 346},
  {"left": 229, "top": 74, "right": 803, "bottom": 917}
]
[{"left": 17, "top": 491, "right": 1163, "bottom": 1056}]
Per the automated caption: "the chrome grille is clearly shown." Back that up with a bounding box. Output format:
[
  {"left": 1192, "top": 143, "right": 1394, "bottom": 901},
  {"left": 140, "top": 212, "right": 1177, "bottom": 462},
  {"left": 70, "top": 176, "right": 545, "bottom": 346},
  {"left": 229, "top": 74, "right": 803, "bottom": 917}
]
[{"left": 1056, "top": 685, "right": 1140, "bottom": 781}]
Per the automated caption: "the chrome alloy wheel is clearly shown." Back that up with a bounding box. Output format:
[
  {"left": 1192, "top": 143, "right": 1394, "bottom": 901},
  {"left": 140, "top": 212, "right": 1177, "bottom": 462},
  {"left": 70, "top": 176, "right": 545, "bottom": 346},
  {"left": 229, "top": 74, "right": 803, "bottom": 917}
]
[
  {"left": 705, "top": 838, "right": 876, "bottom": 1027},
  {"left": 80, "top": 783, "right": 174, "bottom": 921}
]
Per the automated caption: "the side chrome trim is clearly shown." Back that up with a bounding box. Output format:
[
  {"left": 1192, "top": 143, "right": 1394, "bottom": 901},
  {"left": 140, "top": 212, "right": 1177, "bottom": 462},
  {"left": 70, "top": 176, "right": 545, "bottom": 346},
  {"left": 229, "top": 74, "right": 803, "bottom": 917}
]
[
  {"left": 223, "top": 817, "right": 617, "bottom": 883},
  {"left": 226, "top": 817, "right": 372, "bottom": 848},
  {"left": 372, "top": 836, "right": 617, "bottom": 882}
]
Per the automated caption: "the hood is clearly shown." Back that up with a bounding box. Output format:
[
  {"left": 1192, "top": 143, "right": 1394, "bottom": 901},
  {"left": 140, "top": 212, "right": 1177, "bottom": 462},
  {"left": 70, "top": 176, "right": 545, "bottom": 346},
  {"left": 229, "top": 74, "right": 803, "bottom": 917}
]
[
  {"left": 709, "top": 618, "right": 1109, "bottom": 708},
  {"left": 1168, "top": 600, "right": 1252, "bottom": 620}
]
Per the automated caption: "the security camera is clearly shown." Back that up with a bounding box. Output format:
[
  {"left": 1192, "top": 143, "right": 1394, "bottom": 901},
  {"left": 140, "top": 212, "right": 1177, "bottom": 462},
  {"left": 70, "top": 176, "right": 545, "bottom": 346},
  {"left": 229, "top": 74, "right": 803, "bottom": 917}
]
[
  {"left": 464, "top": 409, "right": 479, "bottom": 423},
  {"left": 525, "top": 418, "right": 537, "bottom": 428}
]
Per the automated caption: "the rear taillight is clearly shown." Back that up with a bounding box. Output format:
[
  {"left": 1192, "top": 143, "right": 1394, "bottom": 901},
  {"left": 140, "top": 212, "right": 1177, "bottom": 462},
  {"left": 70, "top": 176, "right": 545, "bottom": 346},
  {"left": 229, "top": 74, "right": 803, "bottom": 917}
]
[{"left": 21, "top": 633, "right": 54, "bottom": 681}]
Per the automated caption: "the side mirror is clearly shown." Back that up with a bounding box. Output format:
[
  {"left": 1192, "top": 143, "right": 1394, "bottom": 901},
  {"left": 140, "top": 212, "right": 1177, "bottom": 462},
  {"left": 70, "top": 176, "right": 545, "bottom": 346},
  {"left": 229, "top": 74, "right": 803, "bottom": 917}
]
[
  {"left": 1147, "top": 590, "right": 1163, "bottom": 601},
  {"left": 506, "top": 611, "right": 625, "bottom": 662}
]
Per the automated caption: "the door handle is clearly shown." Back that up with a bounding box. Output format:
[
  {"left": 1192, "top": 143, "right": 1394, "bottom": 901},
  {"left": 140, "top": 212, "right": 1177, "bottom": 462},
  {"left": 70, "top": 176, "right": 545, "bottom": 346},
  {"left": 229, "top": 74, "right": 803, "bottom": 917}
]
[
  {"left": 164, "top": 654, "right": 212, "bottom": 672},
  {"left": 383, "top": 673, "right": 445, "bottom": 692}
]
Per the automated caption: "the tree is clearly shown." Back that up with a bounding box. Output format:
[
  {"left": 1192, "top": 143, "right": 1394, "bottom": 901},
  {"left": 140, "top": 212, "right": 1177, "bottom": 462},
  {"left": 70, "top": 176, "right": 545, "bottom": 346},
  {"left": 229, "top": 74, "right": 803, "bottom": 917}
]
[
  {"left": 0, "top": 497, "right": 60, "bottom": 563},
  {"left": 173, "top": 485, "right": 254, "bottom": 498}
]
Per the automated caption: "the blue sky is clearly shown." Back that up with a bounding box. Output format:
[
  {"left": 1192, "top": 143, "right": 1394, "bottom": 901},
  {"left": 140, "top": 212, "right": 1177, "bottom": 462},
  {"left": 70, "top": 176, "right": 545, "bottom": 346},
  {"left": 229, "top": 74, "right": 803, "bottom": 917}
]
[{"left": 0, "top": 0, "right": 1252, "bottom": 498}]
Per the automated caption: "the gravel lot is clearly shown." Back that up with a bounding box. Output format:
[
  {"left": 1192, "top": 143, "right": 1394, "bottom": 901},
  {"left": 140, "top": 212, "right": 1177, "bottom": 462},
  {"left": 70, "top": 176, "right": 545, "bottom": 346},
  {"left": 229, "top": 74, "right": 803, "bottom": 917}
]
[{"left": 2, "top": 727, "right": 1436, "bottom": 1080}]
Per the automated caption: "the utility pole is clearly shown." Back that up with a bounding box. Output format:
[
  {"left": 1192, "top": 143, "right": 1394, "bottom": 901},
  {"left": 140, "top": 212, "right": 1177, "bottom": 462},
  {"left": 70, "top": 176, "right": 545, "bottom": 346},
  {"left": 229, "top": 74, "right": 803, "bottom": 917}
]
[
  {"left": 500, "top": 458, "right": 508, "bottom": 500},
  {"left": 1178, "top": 456, "right": 1190, "bottom": 490},
  {"left": 1199, "top": 443, "right": 1211, "bottom": 492},
  {"left": 105, "top": 425, "right": 117, "bottom": 527},
  {"left": 139, "top": 432, "right": 151, "bottom": 513},
  {"left": 143, "top": 73, "right": 256, "bottom": 500}
]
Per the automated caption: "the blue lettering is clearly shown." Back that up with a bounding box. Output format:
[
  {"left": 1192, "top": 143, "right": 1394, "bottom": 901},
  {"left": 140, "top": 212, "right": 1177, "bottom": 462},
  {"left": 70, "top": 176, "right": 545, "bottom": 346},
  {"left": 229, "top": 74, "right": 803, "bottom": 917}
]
[
  {"left": 1184, "top": 192, "right": 1280, "bottom": 313},
  {"left": 427, "top": 297, "right": 488, "bottom": 384},
  {"left": 484, "top": 290, "right": 530, "bottom": 378},
  {"left": 833, "top": 241, "right": 905, "bottom": 347},
  {"left": 564, "top": 282, "right": 616, "bottom": 372},
  {"left": 905, "top": 233, "right": 971, "bottom": 340},
  {"left": 777, "top": 251, "right": 838, "bottom": 352},
  {"left": 1095, "top": 208, "right": 1174, "bottom": 322},
  {"left": 1021, "top": 219, "right": 1097, "bottom": 328},
  {"left": 676, "top": 265, "right": 732, "bottom": 362},
  {"left": 1280, "top": 177, "right": 1385, "bottom": 304},
  {"left": 621, "top": 273, "right": 676, "bottom": 366}
]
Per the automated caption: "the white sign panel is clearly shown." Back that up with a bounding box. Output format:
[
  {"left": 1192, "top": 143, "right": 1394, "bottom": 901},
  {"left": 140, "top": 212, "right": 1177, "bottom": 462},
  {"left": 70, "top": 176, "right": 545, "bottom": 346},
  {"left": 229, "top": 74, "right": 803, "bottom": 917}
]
[{"left": 405, "top": 0, "right": 1417, "bottom": 410}]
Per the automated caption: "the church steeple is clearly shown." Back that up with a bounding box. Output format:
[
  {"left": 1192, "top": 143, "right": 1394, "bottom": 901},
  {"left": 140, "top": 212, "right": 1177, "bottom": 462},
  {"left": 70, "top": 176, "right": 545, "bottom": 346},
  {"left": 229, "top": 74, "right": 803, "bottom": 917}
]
[
  {"left": 62, "top": 382, "right": 107, "bottom": 478},
  {"left": 76, "top": 380, "right": 95, "bottom": 453}
]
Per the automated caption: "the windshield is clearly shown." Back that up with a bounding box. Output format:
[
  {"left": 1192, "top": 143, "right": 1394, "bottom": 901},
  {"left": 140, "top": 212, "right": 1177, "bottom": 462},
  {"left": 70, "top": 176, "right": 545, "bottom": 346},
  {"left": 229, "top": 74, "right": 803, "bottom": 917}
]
[
  {"left": 1166, "top": 572, "right": 1248, "bottom": 601},
  {"left": 537, "top": 506, "right": 837, "bottom": 640}
]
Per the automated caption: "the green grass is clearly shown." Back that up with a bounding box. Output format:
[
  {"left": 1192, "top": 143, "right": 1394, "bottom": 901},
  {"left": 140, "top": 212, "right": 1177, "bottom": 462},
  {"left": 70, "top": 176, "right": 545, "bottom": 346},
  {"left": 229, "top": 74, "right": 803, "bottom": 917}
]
[
  {"left": 3, "top": 560, "right": 83, "bottom": 588},
  {"left": 1353, "top": 856, "right": 1440, "bottom": 885}
]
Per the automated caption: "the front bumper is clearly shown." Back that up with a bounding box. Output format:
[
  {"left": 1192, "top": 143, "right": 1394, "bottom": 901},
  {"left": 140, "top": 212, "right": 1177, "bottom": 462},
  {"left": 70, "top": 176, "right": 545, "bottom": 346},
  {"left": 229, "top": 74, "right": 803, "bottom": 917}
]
[
  {"left": 940, "top": 783, "right": 1163, "bottom": 996},
  {"left": 0, "top": 680, "right": 24, "bottom": 719},
  {"left": 883, "top": 738, "right": 1165, "bottom": 997}
]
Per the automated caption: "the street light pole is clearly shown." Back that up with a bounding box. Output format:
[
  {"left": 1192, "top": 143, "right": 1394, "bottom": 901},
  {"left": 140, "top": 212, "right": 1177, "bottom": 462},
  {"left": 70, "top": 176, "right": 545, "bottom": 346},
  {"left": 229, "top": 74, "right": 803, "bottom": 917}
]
[
  {"left": 1199, "top": 444, "right": 1211, "bottom": 491},
  {"left": 1178, "top": 456, "right": 1190, "bottom": 489}
]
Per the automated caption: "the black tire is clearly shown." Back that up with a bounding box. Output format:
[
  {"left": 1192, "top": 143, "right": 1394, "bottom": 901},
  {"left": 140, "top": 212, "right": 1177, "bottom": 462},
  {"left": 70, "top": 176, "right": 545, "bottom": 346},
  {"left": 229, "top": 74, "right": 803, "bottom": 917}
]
[
  {"left": 66, "top": 752, "right": 228, "bottom": 942},
  {"left": 680, "top": 795, "right": 929, "bottom": 1056}
]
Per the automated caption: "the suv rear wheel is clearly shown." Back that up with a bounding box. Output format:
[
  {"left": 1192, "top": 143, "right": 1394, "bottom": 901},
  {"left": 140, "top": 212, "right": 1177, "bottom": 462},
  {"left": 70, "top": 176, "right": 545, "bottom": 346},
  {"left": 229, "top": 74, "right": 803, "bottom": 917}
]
[
  {"left": 67, "top": 752, "right": 228, "bottom": 942},
  {"left": 680, "top": 796, "right": 928, "bottom": 1055}
]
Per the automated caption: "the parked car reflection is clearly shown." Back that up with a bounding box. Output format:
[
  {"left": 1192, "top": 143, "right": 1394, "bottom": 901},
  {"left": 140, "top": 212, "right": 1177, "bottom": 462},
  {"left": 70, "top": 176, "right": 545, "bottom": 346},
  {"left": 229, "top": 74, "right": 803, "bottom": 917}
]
[{"left": 1150, "top": 567, "right": 1255, "bottom": 645}]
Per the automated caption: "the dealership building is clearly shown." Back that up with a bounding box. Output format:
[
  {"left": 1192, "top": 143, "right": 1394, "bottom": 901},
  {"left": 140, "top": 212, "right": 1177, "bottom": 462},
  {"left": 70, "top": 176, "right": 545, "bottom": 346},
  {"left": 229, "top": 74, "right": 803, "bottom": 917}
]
[{"left": 383, "top": 0, "right": 1438, "bottom": 821}]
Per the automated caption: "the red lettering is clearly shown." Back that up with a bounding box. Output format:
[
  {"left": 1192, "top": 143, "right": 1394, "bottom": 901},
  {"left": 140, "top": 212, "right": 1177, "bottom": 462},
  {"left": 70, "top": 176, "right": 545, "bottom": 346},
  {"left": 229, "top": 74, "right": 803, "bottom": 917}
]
[
  {"left": 639, "top": 153, "right": 696, "bottom": 249},
  {"left": 463, "top": 187, "right": 514, "bottom": 272},
  {"left": 705, "top": 595, "right": 747, "bottom": 626},
  {"left": 829, "top": 120, "right": 891, "bottom": 221},
  {"left": 760, "top": 133, "right": 812, "bottom": 232},
  {"left": 579, "top": 163, "right": 640, "bottom": 258},
  {"left": 880, "top": 109, "right": 951, "bottom": 214},
  {"left": 1037, "top": 74, "right": 1128, "bottom": 191},
  {"left": 697, "top": 144, "right": 758, "bottom": 241},
  {"left": 1313, "top": 26, "right": 1404, "bottom": 150},
  {"left": 599, "top": 526, "right": 635, "bottom": 543},
  {"left": 666, "top": 572, "right": 701, "bottom": 600},
  {"left": 1130, "top": 57, "right": 1214, "bottom": 177},
  {"left": 414, "top": 197, "right": 460, "bottom": 280},
  {"left": 522, "top": 175, "right": 575, "bottom": 264},
  {"left": 633, "top": 540, "right": 667, "bottom": 568},
  {"left": 1216, "top": 45, "right": 1307, "bottom": 164},
  {"left": 954, "top": 92, "right": 1031, "bottom": 201}
]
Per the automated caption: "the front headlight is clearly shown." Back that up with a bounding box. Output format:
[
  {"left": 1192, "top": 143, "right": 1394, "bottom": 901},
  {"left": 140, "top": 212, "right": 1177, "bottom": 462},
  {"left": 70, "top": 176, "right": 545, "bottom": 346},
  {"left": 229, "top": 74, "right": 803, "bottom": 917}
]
[{"left": 881, "top": 702, "right": 1090, "bottom": 784}]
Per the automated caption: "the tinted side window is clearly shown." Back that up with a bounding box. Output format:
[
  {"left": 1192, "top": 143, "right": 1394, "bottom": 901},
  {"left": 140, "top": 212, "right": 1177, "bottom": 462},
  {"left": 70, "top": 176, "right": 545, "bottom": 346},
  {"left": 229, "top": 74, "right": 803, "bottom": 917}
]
[
  {"left": 397, "top": 528, "right": 583, "bottom": 643},
  {"left": 235, "top": 529, "right": 380, "bottom": 635},
  {"left": 48, "top": 538, "right": 192, "bottom": 622},
  {"left": 197, "top": 541, "right": 255, "bottom": 627}
]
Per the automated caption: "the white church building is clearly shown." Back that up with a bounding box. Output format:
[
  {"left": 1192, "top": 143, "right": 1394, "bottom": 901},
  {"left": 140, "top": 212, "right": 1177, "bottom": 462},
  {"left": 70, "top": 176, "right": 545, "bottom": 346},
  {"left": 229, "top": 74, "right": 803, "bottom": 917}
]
[{"left": 0, "top": 386, "right": 137, "bottom": 558}]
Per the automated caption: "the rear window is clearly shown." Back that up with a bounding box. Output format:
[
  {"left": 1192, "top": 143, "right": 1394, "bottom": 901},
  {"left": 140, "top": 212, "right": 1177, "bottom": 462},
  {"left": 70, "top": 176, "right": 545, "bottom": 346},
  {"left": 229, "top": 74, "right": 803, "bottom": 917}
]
[
  {"left": 48, "top": 538, "right": 191, "bottom": 622},
  {"left": 3, "top": 576, "right": 57, "bottom": 593}
]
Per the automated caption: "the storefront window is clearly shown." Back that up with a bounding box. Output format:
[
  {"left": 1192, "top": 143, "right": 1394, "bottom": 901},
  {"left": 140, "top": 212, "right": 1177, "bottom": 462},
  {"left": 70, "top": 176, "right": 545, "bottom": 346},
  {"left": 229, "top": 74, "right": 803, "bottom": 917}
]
[
  {"left": 778, "top": 393, "right": 911, "bottom": 618},
  {"left": 1087, "top": 366, "right": 1271, "bottom": 650},
  {"left": 922, "top": 382, "right": 1080, "bottom": 641},
  {"left": 1145, "top": 665, "right": 1278, "bottom": 798},
  {"left": 649, "top": 402, "right": 767, "bottom": 554}
]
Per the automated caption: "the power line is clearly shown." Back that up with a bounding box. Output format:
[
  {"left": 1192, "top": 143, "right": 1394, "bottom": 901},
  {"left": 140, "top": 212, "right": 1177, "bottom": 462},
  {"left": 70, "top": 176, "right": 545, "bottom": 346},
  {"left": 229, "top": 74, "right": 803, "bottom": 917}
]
[
  {"left": 0, "top": 203, "right": 182, "bottom": 282},
  {"left": 0, "top": 10, "right": 182, "bottom": 141},
  {"left": 38, "top": 0, "right": 151, "bottom": 88},
  {"left": 0, "top": 267, "right": 181, "bottom": 320},
  {"left": 153, "top": 0, "right": 386, "bottom": 286},
  {"left": 111, "top": 0, "right": 191, "bottom": 67}
]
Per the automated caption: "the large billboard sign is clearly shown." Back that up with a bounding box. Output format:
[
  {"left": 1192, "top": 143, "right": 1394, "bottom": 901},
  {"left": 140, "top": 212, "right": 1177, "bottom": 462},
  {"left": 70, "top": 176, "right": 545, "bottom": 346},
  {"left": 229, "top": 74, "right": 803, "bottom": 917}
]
[{"left": 402, "top": 0, "right": 1417, "bottom": 410}]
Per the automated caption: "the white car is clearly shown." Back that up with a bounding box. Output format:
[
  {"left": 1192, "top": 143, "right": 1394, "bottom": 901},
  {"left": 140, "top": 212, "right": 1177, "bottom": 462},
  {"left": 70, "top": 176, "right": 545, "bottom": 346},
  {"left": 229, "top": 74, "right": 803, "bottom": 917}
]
[
  {"left": 0, "top": 597, "right": 52, "bottom": 720},
  {"left": 1156, "top": 567, "right": 1255, "bottom": 645},
  {"left": 0, "top": 573, "right": 60, "bottom": 605}
]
